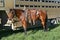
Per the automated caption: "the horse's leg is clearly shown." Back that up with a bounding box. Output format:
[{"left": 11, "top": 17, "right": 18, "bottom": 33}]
[
  {"left": 33, "top": 20, "right": 35, "bottom": 25},
  {"left": 22, "top": 20, "right": 27, "bottom": 34},
  {"left": 41, "top": 21, "right": 45, "bottom": 31},
  {"left": 28, "top": 18, "right": 32, "bottom": 25},
  {"left": 29, "top": 18, "right": 32, "bottom": 23},
  {"left": 45, "top": 20, "right": 48, "bottom": 31},
  {"left": 29, "top": 17, "right": 33, "bottom": 25},
  {"left": 44, "top": 15, "right": 48, "bottom": 31},
  {"left": 41, "top": 20, "right": 48, "bottom": 31}
]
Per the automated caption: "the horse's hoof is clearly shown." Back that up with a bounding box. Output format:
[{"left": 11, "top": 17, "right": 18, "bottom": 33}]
[
  {"left": 44, "top": 28, "right": 49, "bottom": 32},
  {"left": 24, "top": 32, "right": 27, "bottom": 35}
]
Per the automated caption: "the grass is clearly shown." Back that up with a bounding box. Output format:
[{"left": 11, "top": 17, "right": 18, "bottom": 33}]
[{"left": 0, "top": 23, "right": 60, "bottom": 40}]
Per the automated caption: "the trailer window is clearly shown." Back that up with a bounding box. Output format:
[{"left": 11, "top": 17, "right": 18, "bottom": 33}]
[
  {"left": 0, "top": 0, "right": 4, "bottom": 7},
  {"left": 15, "top": 5, "right": 19, "bottom": 7}
]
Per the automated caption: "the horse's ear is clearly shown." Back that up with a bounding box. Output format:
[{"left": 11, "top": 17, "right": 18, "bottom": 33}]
[
  {"left": 10, "top": 9, "right": 12, "bottom": 12},
  {"left": 9, "top": 9, "right": 14, "bottom": 12}
]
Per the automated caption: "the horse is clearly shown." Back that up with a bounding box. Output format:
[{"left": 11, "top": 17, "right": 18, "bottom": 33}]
[
  {"left": 37, "top": 9, "right": 48, "bottom": 31},
  {"left": 6, "top": 9, "right": 48, "bottom": 33},
  {"left": 7, "top": 9, "right": 27, "bottom": 34}
]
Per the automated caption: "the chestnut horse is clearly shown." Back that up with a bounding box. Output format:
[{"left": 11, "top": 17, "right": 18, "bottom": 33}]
[
  {"left": 37, "top": 9, "right": 48, "bottom": 31},
  {"left": 7, "top": 9, "right": 27, "bottom": 34},
  {"left": 7, "top": 9, "right": 48, "bottom": 33}
]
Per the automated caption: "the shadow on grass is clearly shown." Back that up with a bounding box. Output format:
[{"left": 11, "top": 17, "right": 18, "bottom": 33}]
[
  {"left": 0, "top": 21, "right": 60, "bottom": 40},
  {"left": 0, "top": 23, "right": 42, "bottom": 40},
  {"left": 48, "top": 24, "right": 60, "bottom": 31},
  {"left": 0, "top": 28, "right": 24, "bottom": 39}
]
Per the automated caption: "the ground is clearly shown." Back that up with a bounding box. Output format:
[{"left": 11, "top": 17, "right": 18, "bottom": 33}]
[{"left": 0, "top": 23, "right": 60, "bottom": 40}]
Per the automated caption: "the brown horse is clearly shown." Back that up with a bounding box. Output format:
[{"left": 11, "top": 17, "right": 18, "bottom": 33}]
[
  {"left": 37, "top": 9, "right": 48, "bottom": 31},
  {"left": 7, "top": 9, "right": 48, "bottom": 33},
  {"left": 7, "top": 9, "right": 27, "bottom": 34}
]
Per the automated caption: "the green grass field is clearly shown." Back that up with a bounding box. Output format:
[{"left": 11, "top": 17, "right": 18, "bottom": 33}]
[{"left": 0, "top": 23, "right": 60, "bottom": 40}]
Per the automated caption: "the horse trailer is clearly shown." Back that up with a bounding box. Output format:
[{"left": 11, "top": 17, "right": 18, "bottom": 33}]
[{"left": 0, "top": 0, "right": 60, "bottom": 30}]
